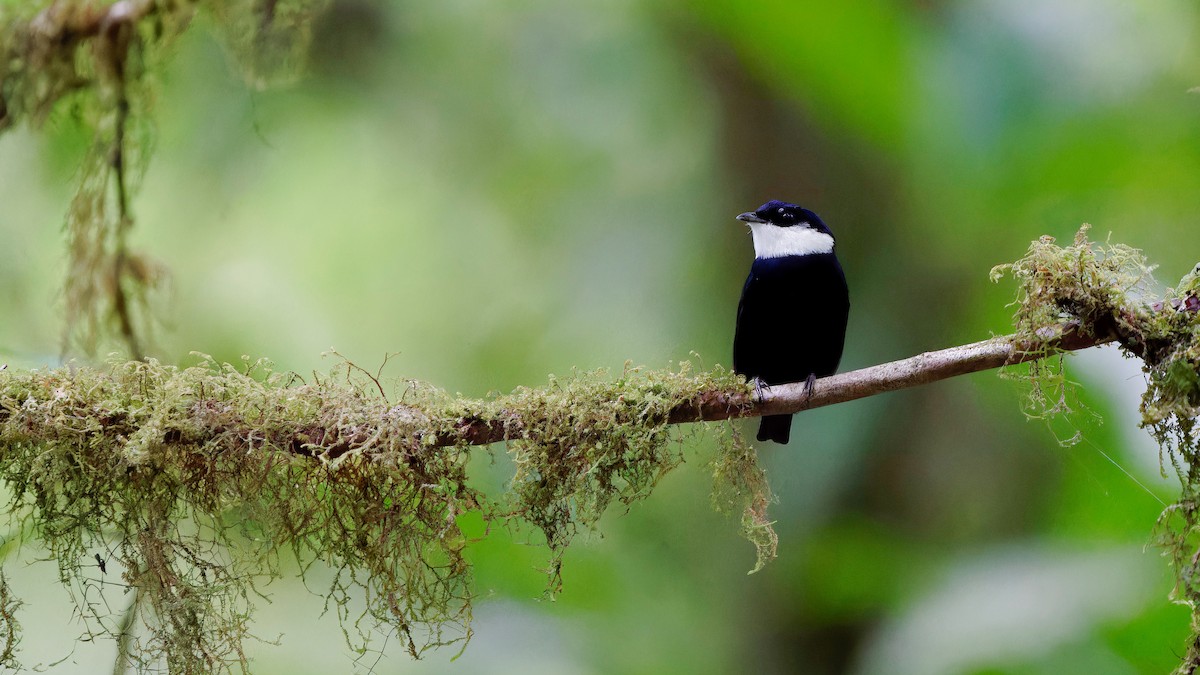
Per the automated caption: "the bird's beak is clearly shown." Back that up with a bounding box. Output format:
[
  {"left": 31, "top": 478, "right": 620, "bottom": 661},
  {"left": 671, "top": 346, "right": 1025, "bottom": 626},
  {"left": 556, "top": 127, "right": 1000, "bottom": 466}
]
[{"left": 736, "top": 212, "right": 766, "bottom": 224}]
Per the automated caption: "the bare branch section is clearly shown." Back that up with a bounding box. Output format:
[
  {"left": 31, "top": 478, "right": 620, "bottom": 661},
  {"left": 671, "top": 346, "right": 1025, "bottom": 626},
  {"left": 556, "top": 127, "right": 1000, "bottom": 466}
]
[{"left": 755, "top": 323, "right": 1111, "bottom": 417}]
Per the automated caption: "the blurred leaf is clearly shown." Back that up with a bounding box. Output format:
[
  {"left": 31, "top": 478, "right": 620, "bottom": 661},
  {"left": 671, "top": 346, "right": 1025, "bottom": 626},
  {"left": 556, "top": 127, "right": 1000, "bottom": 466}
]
[{"left": 689, "top": 0, "right": 917, "bottom": 149}]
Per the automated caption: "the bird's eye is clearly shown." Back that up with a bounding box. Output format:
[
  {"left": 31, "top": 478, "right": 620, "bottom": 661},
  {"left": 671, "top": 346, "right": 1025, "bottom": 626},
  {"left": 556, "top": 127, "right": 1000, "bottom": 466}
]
[{"left": 778, "top": 208, "right": 786, "bottom": 214}]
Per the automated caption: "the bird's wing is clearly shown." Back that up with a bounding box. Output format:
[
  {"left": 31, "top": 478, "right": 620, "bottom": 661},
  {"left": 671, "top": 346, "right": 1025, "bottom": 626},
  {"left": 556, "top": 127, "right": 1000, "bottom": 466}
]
[{"left": 732, "top": 272, "right": 757, "bottom": 374}]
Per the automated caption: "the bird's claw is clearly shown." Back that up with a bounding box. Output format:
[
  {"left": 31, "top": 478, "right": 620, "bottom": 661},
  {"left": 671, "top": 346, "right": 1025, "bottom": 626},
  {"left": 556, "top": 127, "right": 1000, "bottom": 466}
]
[
  {"left": 802, "top": 373, "right": 817, "bottom": 402},
  {"left": 751, "top": 377, "right": 771, "bottom": 403}
]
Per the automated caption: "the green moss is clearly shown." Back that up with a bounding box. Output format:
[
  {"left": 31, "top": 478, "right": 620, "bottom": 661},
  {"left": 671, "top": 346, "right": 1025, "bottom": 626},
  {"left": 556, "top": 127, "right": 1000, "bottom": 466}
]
[
  {"left": 0, "top": 356, "right": 764, "bottom": 671},
  {"left": 992, "top": 227, "right": 1157, "bottom": 417},
  {"left": 0, "top": 357, "right": 474, "bottom": 669},
  {"left": 993, "top": 226, "right": 1200, "bottom": 673},
  {"left": 472, "top": 363, "right": 770, "bottom": 587},
  {"left": 0, "top": 570, "right": 19, "bottom": 671},
  {"left": 710, "top": 425, "right": 777, "bottom": 574}
]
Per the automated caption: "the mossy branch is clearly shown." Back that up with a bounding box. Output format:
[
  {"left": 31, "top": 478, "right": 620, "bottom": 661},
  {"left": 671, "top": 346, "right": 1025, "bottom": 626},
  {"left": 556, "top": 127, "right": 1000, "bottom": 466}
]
[
  {"left": 439, "top": 322, "right": 1115, "bottom": 447},
  {"left": 8, "top": 226, "right": 1193, "bottom": 674},
  {"left": 0, "top": 320, "right": 1116, "bottom": 673},
  {"left": 0, "top": 323, "right": 1121, "bottom": 456}
]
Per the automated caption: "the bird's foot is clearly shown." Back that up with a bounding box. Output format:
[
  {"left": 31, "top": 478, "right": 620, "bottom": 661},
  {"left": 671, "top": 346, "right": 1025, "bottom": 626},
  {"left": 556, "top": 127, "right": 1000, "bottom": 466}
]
[
  {"left": 802, "top": 373, "right": 817, "bottom": 403},
  {"left": 751, "top": 377, "right": 771, "bottom": 403}
]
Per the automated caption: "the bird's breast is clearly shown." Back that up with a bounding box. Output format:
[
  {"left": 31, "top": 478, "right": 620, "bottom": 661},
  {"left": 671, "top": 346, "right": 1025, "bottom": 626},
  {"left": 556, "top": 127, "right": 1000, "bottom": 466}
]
[
  {"left": 747, "top": 253, "right": 847, "bottom": 294},
  {"left": 733, "top": 252, "right": 849, "bottom": 383}
]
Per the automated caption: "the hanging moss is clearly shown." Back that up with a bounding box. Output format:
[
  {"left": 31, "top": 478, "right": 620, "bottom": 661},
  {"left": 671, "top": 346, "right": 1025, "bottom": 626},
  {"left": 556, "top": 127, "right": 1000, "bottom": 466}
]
[
  {"left": 0, "top": 357, "right": 475, "bottom": 669},
  {"left": 0, "top": 570, "right": 20, "bottom": 671},
  {"left": 710, "top": 424, "right": 777, "bottom": 574},
  {"left": 0, "top": 356, "right": 764, "bottom": 672},
  {"left": 0, "top": 0, "right": 332, "bottom": 357},
  {"left": 993, "top": 226, "right": 1200, "bottom": 673},
  {"left": 479, "top": 363, "right": 773, "bottom": 588}
]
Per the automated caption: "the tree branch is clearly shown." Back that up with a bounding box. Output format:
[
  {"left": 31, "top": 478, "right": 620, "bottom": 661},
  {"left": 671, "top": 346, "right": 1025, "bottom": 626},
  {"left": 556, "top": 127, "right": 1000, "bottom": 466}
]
[
  {"left": 0, "top": 321, "right": 1115, "bottom": 457},
  {"left": 439, "top": 321, "right": 1113, "bottom": 447},
  {"left": 750, "top": 321, "right": 1111, "bottom": 417}
]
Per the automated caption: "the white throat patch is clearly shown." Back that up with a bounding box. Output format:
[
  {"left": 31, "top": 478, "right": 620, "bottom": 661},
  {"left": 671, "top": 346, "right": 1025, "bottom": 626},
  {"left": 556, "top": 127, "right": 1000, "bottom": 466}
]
[{"left": 749, "top": 223, "right": 835, "bottom": 259}]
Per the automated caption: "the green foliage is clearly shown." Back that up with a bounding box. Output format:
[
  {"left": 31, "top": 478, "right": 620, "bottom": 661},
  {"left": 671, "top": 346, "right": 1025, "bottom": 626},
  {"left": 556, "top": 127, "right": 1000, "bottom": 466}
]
[
  {"left": 0, "top": 356, "right": 762, "bottom": 671},
  {"left": 689, "top": 0, "right": 915, "bottom": 150},
  {"left": 993, "top": 228, "right": 1200, "bottom": 673}
]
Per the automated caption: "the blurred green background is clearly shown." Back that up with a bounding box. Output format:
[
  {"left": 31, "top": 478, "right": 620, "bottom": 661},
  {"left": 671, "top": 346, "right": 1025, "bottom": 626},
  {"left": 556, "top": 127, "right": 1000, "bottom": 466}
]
[{"left": 2, "top": 0, "right": 1200, "bottom": 672}]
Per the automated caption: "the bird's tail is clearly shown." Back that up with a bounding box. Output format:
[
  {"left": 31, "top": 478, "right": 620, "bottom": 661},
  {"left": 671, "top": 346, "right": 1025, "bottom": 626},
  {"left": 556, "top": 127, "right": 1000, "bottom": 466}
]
[{"left": 757, "top": 414, "right": 792, "bottom": 444}]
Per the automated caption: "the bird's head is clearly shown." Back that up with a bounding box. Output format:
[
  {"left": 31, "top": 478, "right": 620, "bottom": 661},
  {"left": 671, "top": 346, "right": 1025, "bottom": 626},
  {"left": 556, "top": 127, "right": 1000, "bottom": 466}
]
[{"left": 736, "top": 200, "right": 835, "bottom": 258}]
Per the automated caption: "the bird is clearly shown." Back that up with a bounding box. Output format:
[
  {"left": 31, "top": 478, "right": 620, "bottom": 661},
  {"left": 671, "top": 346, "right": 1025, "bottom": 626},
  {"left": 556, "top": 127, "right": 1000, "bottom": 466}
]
[{"left": 732, "top": 200, "right": 850, "bottom": 444}]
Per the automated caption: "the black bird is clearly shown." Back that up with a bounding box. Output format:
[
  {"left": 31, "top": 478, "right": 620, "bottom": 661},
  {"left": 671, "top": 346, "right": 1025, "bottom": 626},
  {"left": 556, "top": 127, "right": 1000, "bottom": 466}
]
[{"left": 733, "top": 200, "right": 849, "bottom": 444}]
